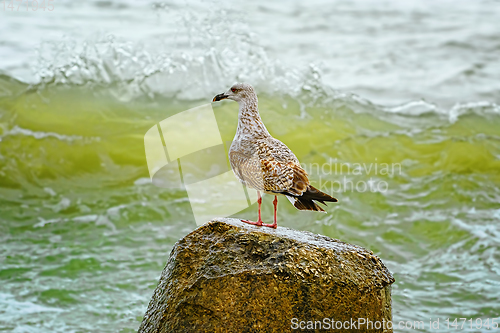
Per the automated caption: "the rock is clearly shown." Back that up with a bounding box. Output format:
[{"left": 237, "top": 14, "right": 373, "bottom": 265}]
[{"left": 138, "top": 218, "right": 395, "bottom": 333}]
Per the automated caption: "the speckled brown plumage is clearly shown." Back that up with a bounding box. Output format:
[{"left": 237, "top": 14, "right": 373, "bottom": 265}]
[{"left": 213, "top": 83, "right": 337, "bottom": 227}]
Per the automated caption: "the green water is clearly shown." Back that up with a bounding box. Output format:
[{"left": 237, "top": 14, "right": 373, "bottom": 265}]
[{"left": 1, "top": 76, "right": 500, "bottom": 332}]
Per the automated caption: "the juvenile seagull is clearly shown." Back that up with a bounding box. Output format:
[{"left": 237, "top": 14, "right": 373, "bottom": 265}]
[{"left": 213, "top": 83, "right": 338, "bottom": 228}]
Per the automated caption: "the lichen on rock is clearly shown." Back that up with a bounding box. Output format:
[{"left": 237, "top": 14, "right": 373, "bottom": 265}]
[{"left": 138, "top": 218, "right": 395, "bottom": 333}]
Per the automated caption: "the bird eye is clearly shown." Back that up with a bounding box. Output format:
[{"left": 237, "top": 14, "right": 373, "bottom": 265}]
[{"left": 231, "top": 88, "right": 236, "bottom": 93}]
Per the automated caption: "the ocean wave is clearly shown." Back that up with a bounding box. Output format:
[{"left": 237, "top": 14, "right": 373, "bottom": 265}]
[
  {"left": 0, "top": 292, "right": 63, "bottom": 320},
  {"left": 0, "top": 2, "right": 496, "bottom": 124},
  {"left": 29, "top": 22, "right": 316, "bottom": 103},
  {"left": 0, "top": 125, "right": 101, "bottom": 144},
  {"left": 16, "top": 30, "right": 496, "bottom": 126}
]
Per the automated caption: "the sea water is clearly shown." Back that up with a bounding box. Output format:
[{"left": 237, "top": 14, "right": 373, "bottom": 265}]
[{"left": 1, "top": 1, "right": 499, "bottom": 332}]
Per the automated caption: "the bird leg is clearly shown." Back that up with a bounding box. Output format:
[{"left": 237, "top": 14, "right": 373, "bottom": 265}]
[
  {"left": 241, "top": 193, "right": 278, "bottom": 228},
  {"left": 241, "top": 191, "right": 263, "bottom": 226},
  {"left": 260, "top": 196, "right": 278, "bottom": 229}
]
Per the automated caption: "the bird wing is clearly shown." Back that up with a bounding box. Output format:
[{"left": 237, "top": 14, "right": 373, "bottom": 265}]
[
  {"left": 229, "top": 137, "right": 311, "bottom": 196},
  {"left": 256, "top": 138, "right": 310, "bottom": 195},
  {"left": 261, "top": 159, "right": 309, "bottom": 196}
]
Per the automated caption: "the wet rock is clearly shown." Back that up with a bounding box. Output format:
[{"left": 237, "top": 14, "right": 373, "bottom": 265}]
[{"left": 138, "top": 218, "right": 395, "bottom": 333}]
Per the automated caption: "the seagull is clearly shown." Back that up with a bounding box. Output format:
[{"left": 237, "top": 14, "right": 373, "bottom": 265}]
[{"left": 213, "top": 83, "right": 338, "bottom": 228}]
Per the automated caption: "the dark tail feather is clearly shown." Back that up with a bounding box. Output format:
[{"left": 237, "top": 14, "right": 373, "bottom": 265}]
[
  {"left": 301, "top": 185, "right": 338, "bottom": 204},
  {"left": 290, "top": 196, "right": 326, "bottom": 212},
  {"left": 287, "top": 185, "right": 338, "bottom": 212}
]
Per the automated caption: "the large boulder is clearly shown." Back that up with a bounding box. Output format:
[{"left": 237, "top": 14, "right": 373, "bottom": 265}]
[{"left": 138, "top": 218, "right": 395, "bottom": 333}]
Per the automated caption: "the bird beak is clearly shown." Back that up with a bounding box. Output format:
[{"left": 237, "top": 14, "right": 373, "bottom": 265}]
[{"left": 213, "top": 93, "right": 228, "bottom": 102}]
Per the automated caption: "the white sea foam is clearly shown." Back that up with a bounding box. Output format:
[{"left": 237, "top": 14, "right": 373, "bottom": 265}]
[
  {"left": 1, "top": 125, "right": 100, "bottom": 143},
  {"left": 0, "top": 292, "right": 64, "bottom": 318}
]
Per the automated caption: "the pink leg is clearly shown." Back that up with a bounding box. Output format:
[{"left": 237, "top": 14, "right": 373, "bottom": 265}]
[
  {"left": 261, "top": 196, "right": 278, "bottom": 229},
  {"left": 241, "top": 191, "right": 263, "bottom": 226}
]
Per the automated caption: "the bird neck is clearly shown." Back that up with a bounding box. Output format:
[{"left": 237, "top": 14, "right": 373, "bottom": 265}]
[{"left": 235, "top": 96, "right": 271, "bottom": 140}]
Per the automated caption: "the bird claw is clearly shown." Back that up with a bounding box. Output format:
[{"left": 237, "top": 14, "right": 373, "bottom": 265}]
[
  {"left": 241, "top": 219, "right": 263, "bottom": 226},
  {"left": 241, "top": 219, "right": 277, "bottom": 229}
]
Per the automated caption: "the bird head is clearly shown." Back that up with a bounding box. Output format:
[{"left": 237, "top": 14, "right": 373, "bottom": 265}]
[{"left": 212, "top": 83, "right": 256, "bottom": 104}]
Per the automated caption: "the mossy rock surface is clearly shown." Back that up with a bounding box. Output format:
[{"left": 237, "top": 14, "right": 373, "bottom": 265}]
[{"left": 138, "top": 218, "right": 395, "bottom": 333}]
